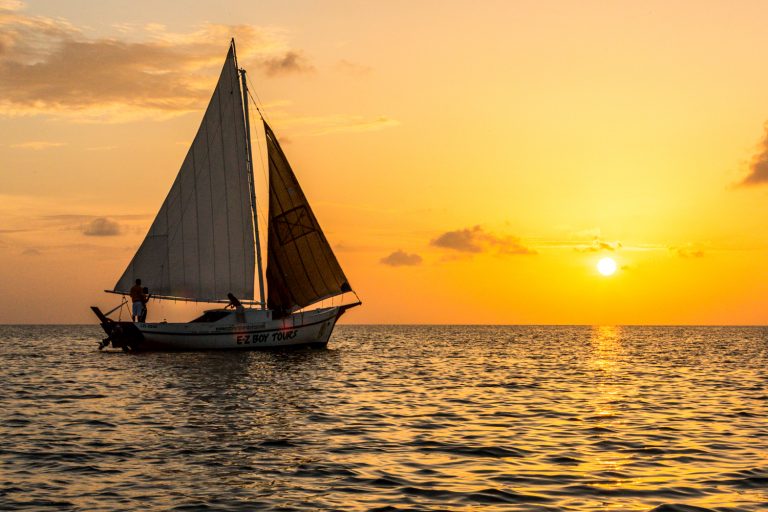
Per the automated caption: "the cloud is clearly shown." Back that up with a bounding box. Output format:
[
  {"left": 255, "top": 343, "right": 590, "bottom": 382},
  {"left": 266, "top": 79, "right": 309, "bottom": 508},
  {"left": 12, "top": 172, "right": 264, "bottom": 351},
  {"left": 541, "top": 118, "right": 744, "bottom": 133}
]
[
  {"left": 334, "top": 242, "right": 358, "bottom": 252},
  {"left": 260, "top": 51, "right": 314, "bottom": 76},
  {"left": 22, "top": 247, "right": 41, "bottom": 256},
  {"left": 82, "top": 217, "right": 121, "bottom": 236},
  {"left": 0, "top": 0, "right": 24, "bottom": 14},
  {"left": 85, "top": 145, "right": 118, "bottom": 151},
  {"left": 0, "top": 208, "right": 150, "bottom": 236},
  {"left": 433, "top": 227, "right": 483, "bottom": 253},
  {"left": 317, "top": 116, "right": 400, "bottom": 135},
  {"left": 0, "top": 0, "right": 24, "bottom": 10},
  {"left": 380, "top": 250, "right": 422, "bottom": 267},
  {"left": 741, "top": 123, "right": 768, "bottom": 186},
  {"left": 576, "top": 238, "right": 622, "bottom": 252},
  {"left": 0, "top": 6, "right": 310, "bottom": 122},
  {"left": 9, "top": 140, "right": 66, "bottom": 150},
  {"left": 431, "top": 226, "right": 536, "bottom": 256},
  {"left": 670, "top": 245, "right": 705, "bottom": 258}
]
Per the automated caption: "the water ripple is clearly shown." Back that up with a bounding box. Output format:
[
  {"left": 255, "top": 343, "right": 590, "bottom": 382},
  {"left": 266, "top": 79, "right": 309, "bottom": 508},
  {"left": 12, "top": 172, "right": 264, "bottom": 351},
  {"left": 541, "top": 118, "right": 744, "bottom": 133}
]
[{"left": 1, "top": 325, "right": 767, "bottom": 510}]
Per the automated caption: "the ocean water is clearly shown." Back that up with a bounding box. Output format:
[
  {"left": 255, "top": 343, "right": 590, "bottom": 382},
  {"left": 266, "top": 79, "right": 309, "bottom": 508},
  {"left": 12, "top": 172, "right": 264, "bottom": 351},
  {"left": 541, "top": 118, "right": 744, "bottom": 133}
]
[{"left": 0, "top": 325, "right": 766, "bottom": 511}]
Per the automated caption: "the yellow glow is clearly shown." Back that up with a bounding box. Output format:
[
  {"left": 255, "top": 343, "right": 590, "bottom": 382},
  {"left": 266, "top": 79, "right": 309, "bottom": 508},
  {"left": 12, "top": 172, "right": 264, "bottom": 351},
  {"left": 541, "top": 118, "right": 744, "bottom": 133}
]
[
  {"left": 597, "top": 257, "right": 617, "bottom": 276},
  {"left": 1, "top": 2, "right": 768, "bottom": 324}
]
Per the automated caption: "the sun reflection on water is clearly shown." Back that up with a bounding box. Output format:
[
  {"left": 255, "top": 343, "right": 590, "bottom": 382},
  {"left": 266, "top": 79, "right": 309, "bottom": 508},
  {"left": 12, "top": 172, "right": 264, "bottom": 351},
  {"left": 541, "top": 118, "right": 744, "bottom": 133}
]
[{"left": 2, "top": 325, "right": 767, "bottom": 511}]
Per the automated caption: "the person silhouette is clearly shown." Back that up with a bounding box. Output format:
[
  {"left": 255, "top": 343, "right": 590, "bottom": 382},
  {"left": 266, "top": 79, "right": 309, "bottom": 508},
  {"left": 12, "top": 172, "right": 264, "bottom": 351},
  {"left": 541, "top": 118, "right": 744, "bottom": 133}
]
[
  {"left": 129, "top": 279, "right": 144, "bottom": 322},
  {"left": 139, "top": 287, "right": 151, "bottom": 323}
]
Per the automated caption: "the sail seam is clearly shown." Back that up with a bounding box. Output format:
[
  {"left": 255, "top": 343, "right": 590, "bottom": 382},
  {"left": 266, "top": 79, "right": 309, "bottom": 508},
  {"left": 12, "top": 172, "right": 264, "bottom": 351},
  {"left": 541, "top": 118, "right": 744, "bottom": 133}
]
[
  {"left": 205, "top": 96, "right": 218, "bottom": 297},
  {"left": 192, "top": 148, "right": 202, "bottom": 299},
  {"left": 179, "top": 174, "right": 186, "bottom": 291},
  {"left": 164, "top": 201, "right": 170, "bottom": 291},
  {"left": 232, "top": 67, "right": 250, "bottom": 300},
  {"left": 217, "top": 67, "right": 233, "bottom": 297}
]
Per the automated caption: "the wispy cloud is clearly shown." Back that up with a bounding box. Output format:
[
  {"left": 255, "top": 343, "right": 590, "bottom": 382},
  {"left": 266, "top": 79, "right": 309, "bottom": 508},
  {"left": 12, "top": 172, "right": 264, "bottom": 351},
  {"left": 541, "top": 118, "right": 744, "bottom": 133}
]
[
  {"left": 82, "top": 217, "right": 121, "bottom": 236},
  {"left": 0, "top": 210, "right": 144, "bottom": 236},
  {"left": 334, "top": 242, "right": 365, "bottom": 252},
  {"left": 431, "top": 226, "right": 536, "bottom": 256},
  {"left": 85, "top": 145, "right": 118, "bottom": 151},
  {"left": 36, "top": 213, "right": 146, "bottom": 230},
  {"left": 0, "top": 194, "right": 154, "bottom": 261},
  {"left": 670, "top": 244, "right": 705, "bottom": 258},
  {"left": 260, "top": 50, "right": 314, "bottom": 76},
  {"left": 318, "top": 116, "right": 400, "bottom": 135},
  {"left": 0, "top": 4, "right": 311, "bottom": 122},
  {"left": 0, "top": 1, "right": 24, "bottom": 10},
  {"left": 380, "top": 250, "right": 422, "bottom": 267},
  {"left": 432, "top": 227, "right": 484, "bottom": 253},
  {"left": 740, "top": 123, "right": 768, "bottom": 186},
  {"left": 9, "top": 140, "right": 66, "bottom": 150},
  {"left": 575, "top": 237, "right": 622, "bottom": 252}
]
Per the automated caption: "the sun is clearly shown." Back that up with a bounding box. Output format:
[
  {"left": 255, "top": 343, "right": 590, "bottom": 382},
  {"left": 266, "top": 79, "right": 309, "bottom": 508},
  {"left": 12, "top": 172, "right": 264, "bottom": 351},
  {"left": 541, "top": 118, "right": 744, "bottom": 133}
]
[{"left": 597, "top": 257, "right": 617, "bottom": 276}]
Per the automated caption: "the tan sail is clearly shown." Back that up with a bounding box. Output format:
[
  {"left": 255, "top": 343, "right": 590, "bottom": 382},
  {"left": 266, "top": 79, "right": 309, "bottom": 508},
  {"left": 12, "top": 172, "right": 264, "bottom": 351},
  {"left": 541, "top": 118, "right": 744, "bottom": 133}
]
[{"left": 264, "top": 121, "right": 352, "bottom": 313}]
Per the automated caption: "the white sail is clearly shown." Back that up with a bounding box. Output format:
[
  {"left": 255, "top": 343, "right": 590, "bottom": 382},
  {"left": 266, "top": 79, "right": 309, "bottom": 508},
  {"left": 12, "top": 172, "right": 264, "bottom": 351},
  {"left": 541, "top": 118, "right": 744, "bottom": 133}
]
[{"left": 114, "top": 46, "right": 255, "bottom": 301}]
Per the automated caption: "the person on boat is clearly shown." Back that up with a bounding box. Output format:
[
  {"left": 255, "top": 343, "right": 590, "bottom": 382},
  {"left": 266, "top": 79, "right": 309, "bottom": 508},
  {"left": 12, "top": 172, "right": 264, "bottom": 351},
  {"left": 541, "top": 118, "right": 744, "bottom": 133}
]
[
  {"left": 130, "top": 279, "right": 144, "bottom": 322},
  {"left": 139, "top": 287, "right": 151, "bottom": 323}
]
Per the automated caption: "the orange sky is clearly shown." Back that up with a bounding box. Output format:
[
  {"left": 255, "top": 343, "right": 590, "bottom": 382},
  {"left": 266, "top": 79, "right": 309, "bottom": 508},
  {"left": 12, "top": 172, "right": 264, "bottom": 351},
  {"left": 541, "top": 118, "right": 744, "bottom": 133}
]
[{"left": 1, "top": 0, "right": 767, "bottom": 324}]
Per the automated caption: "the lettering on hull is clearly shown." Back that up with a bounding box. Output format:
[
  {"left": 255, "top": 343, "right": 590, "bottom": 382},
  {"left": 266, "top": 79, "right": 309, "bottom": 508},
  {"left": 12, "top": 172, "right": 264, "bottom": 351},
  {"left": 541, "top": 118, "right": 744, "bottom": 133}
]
[{"left": 236, "top": 329, "right": 297, "bottom": 345}]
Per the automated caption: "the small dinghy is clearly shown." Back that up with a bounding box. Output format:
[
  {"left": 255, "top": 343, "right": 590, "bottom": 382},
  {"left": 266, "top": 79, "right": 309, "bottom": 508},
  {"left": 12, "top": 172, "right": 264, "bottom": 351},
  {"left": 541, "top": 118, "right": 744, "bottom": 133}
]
[{"left": 92, "top": 40, "right": 360, "bottom": 351}]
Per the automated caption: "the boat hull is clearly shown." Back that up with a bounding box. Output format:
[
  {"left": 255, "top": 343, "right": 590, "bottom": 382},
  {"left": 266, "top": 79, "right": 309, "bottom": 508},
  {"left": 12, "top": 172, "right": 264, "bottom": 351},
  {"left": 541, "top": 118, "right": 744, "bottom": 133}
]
[{"left": 95, "top": 307, "right": 345, "bottom": 351}]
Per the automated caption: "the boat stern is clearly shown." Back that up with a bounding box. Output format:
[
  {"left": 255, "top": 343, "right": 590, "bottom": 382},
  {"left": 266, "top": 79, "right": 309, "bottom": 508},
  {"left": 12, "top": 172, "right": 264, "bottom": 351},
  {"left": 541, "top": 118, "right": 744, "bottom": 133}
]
[{"left": 91, "top": 306, "right": 145, "bottom": 351}]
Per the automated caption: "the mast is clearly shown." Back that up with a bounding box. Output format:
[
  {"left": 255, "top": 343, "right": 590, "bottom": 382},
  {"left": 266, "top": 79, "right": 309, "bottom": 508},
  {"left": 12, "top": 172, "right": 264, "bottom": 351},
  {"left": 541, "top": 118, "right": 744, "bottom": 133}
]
[{"left": 237, "top": 53, "right": 266, "bottom": 309}]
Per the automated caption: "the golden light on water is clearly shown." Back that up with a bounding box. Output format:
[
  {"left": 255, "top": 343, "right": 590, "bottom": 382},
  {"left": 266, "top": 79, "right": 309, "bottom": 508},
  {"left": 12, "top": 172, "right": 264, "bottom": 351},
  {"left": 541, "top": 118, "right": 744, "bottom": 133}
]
[{"left": 597, "top": 257, "right": 618, "bottom": 276}]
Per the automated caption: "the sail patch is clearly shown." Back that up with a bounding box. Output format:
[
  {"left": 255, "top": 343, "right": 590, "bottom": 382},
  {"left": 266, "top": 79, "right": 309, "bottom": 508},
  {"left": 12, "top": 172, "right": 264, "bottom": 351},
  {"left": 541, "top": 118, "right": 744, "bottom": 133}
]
[{"left": 274, "top": 205, "right": 317, "bottom": 245}]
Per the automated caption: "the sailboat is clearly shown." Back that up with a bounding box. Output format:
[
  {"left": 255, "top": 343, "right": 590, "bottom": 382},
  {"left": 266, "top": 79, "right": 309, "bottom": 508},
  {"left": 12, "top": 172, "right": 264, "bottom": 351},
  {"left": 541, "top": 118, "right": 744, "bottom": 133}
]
[{"left": 91, "top": 40, "right": 361, "bottom": 351}]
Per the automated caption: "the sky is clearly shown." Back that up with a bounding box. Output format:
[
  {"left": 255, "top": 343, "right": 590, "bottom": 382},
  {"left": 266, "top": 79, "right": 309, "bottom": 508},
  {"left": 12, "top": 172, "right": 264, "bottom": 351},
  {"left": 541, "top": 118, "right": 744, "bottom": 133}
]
[{"left": 1, "top": 0, "right": 767, "bottom": 324}]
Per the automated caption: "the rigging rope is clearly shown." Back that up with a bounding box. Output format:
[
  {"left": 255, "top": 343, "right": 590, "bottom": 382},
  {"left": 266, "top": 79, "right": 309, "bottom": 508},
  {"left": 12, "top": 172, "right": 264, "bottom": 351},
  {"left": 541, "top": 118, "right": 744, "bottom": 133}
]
[
  {"left": 245, "top": 73, "right": 271, "bottom": 124},
  {"left": 245, "top": 97, "right": 270, "bottom": 261},
  {"left": 243, "top": 76, "right": 273, "bottom": 288},
  {"left": 104, "top": 297, "right": 129, "bottom": 318}
]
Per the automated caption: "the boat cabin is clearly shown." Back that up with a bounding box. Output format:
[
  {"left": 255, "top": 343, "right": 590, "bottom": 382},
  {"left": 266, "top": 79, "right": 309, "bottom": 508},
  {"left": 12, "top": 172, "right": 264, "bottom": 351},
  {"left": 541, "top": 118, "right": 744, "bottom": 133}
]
[{"left": 190, "top": 308, "right": 273, "bottom": 324}]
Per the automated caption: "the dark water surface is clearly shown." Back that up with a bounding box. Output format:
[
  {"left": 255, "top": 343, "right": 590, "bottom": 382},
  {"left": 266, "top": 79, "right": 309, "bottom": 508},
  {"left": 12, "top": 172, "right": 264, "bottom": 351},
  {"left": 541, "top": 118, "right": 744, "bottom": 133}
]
[{"left": 1, "top": 325, "right": 766, "bottom": 511}]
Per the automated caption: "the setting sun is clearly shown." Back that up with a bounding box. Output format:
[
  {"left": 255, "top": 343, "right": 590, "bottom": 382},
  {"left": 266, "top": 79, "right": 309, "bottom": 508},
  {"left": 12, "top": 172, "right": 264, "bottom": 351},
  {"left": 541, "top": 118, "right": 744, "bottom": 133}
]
[
  {"left": 2, "top": 3, "right": 768, "bottom": 511},
  {"left": 597, "top": 257, "right": 617, "bottom": 276}
]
